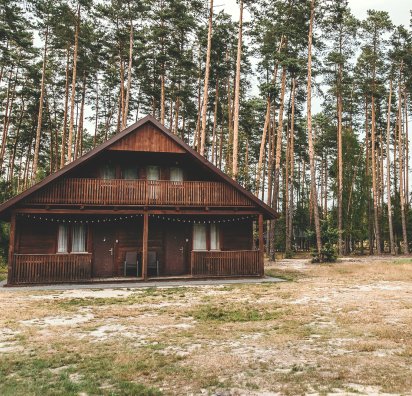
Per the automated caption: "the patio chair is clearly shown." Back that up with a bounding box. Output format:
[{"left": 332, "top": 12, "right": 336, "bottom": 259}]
[
  {"left": 148, "top": 250, "right": 159, "bottom": 277},
  {"left": 124, "top": 251, "right": 139, "bottom": 277}
]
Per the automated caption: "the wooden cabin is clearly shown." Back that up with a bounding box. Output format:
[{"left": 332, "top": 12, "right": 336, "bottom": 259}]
[{"left": 0, "top": 116, "right": 276, "bottom": 285}]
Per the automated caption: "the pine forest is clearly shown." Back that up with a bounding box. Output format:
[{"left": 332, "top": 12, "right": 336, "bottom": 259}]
[{"left": 1, "top": 0, "right": 412, "bottom": 260}]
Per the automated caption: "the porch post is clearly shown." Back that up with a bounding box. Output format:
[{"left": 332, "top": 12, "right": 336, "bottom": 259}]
[
  {"left": 258, "top": 214, "right": 264, "bottom": 276},
  {"left": 142, "top": 212, "right": 149, "bottom": 280},
  {"left": 8, "top": 211, "right": 16, "bottom": 285}
]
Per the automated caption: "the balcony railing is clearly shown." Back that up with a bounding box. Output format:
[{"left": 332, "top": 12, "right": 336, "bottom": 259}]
[
  {"left": 10, "top": 254, "right": 92, "bottom": 284},
  {"left": 191, "top": 250, "right": 262, "bottom": 277},
  {"left": 25, "top": 178, "right": 253, "bottom": 207}
]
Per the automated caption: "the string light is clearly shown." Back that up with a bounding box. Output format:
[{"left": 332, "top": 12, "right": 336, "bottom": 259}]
[{"left": 17, "top": 213, "right": 257, "bottom": 224}]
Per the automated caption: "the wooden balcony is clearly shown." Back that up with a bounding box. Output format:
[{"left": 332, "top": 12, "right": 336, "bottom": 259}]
[
  {"left": 191, "top": 250, "right": 262, "bottom": 277},
  {"left": 10, "top": 254, "right": 92, "bottom": 284},
  {"left": 26, "top": 178, "right": 253, "bottom": 207}
]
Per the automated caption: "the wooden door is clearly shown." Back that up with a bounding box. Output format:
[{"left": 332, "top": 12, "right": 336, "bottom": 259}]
[
  {"left": 93, "top": 226, "right": 115, "bottom": 277},
  {"left": 164, "top": 223, "right": 190, "bottom": 275}
]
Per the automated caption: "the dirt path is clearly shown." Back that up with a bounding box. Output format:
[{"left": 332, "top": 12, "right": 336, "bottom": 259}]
[{"left": 0, "top": 256, "right": 411, "bottom": 395}]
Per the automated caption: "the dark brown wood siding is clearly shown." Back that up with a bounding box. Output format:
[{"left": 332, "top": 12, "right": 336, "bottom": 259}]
[
  {"left": 17, "top": 220, "right": 57, "bottom": 254},
  {"left": 108, "top": 123, "right": 185, "bottom": 153},
  {"left": 221, "top": 220, "right": 253, "bottom": 251}
]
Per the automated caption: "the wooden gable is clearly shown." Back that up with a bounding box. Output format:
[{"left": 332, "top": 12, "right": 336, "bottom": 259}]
[
  {"left": 108, "top": 122, "right": 185, "bottom": 153},
  {"left": 0, "top": 115, "right": 277, "bottom": 220}
]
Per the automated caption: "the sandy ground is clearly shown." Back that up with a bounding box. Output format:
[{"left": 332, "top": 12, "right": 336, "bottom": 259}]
[{"left": 0, "top": 256, "right": 412, "bottom": 395}]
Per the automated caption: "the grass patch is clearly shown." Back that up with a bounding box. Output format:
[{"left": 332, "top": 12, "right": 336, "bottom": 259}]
[
  {"left": 190, "top": 304, "right": 283, "bottom": 323},
  {"left": 393, "top": 258, "right": 412, "bottom": 265},
  {"left": 57, "top": 287, "right": 190, "bottom": 308},
  {"left": 0, "top": 264, "right": 7, "bottom": 281},
  {"left": 265, "top": 268, "right": 304, "bottom": 282},
  {"left": 0, "top": 350, "right": 165, "bottom": 396}
]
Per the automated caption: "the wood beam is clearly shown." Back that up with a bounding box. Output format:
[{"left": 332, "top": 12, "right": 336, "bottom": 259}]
[
  {"left": 258, "top": 214, "right": 264, "bottom": 276},
  {"left": 142, "top": 212, "right": 149, "bottom": 281},
  {"left": 15, "top": 208, "right": 262, "bottom": 216},
  {"left": 7, "top": 211, "right": 16, "bottom": 285}
]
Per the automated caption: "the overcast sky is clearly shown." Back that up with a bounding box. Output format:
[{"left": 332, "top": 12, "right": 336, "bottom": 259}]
[{"left": 220, "top": 0, "right": 411, "bottom": 27}]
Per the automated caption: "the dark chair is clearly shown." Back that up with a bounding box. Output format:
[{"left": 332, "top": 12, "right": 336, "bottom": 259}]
[
  {"left": 124, "top": 251, "right": 139, "bottom": 277},
  {"left": 148, "top": 250, "right": 159, "bottom": 277}
]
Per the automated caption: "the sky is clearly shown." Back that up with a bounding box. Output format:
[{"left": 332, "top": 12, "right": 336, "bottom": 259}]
[{"left": 220, "top": 0, "right": 411, "bottom": 28}]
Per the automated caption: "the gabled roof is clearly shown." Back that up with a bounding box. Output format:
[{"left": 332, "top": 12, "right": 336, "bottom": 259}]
[{"left": 0, "top": 115, "right": 277, "bottom": 220}]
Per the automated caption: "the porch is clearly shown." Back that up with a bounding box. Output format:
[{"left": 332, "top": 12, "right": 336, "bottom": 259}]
[
  {"left": 9, "top": 250, "right": 263, "bottom": 285},
  {"left": 7, "top": 211, "right": 265, "bottom": 285}
]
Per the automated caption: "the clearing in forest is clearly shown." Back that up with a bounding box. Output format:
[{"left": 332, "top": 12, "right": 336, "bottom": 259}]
[{"left": 0, "top": 257, "right": 412, "bottom": 395}]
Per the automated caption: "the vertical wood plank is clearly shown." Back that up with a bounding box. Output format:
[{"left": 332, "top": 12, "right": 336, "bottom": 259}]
[
  {"left": 7, "top": 211, "right": 16, "bottom": 285},
  {"left": 258, "top": 214, "right": 264, "bottom": 276},
  {"left": 142, "top": 212, "right": 149, "bottom": 280}
]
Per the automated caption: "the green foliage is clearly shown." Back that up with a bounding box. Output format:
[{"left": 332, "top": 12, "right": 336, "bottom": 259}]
[
  {"left": 311, "top": 217, "right": 339, "bottom": 263},
  {"left": 190, "top": 304, "right": 282, "bottom": 323}
]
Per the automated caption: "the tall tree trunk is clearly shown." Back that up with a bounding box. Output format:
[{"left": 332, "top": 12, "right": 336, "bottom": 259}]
[
  {"left": 67, "top": 4, "right": 80, "bottom": 163},
  {"left": 256, "top": 96, "right": 271, "bottom": 195},
  {"left": 404, "top": 91, "right": 409, "bottom": 205},
  {"left": 371, "top": 96, "right": 381, "bottom": 254},
  {"left": 211, "top": 80, "right": 219, "bottom": 164},
  {"left": 365, "top": 96, "right": 374, "bottom": 254},
  {"left": 94, "top": 74, "right": 99, "bottom": 147},
  {"left": 398, "top": 71, "right": 408, "bottom": 254},
  {"left": 226, "top": 71, "right": 233, "bottom": 174},
  {"left": 307, "top": 0, "right": 322, "bottom": 255},
  {"left": 386, "top": 78, "right": 395, "bottom": 254},
  {"left": 74, "top": 73, "right": 86, "bottom": 159},
  {"left": 337, "top": 62, "right": 344, "bottom": 256},
  {"left": 123, "top": 15, "right": 134, "bottom": 130},
  {"left": 32, "top": 25, "right": 49, "bottom": 178},
  {"left": 272, "top": 65, "right": 287, "bottom": 208},
  {"left": 60, "top": 44, "right": 71, "bottom": 168},
  {"left": 200, "top": 0, "right": 213, "bottom": 156},
  {"left": 286, "top": 77, "right": 296, "bottom": 253},
  {"left": 8, "top": 101, "right": 25, "bottom": 185},
  {"left": 268, "top": 65, "right": 287, "bottom": 260},
  {"left": 232, "top": 0, "right": 243, "bottom": 179},
  {"left": 0, "top": 67, "right": 16, "bottom": 173}
]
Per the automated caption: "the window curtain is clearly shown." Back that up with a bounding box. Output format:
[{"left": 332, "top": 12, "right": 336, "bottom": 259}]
[
  {"left": 72, "top": 224, "right": 87, "bottom": 252},
  {"left": 146, "top": 166, "right": 160, "bottom": 180},
  {"left": 193, "top": 223, "right": 207, "bottom": 250},
  {"left": 57, "top": 224, "right": 68, "bottom": 253},
  {"left": 147, "top": 166, "right": 160, "bottom": 200},
  {"left": 170, "top": 167, "right": 183, "bottom": 182},
  {"left": 210, "top": 224, "right": 220, "bottom": 250}
]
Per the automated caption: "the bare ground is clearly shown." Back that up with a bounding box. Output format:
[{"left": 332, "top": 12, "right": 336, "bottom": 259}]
[{"left": 1, "top": 256, "right": 412, "bottom": 395}]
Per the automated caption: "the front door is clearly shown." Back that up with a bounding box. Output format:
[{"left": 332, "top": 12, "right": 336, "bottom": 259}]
[
  {"left": 93, "top": 226, "right": 115, "bottom": 277},
  {"left": 164, "top": 223, "right": 190, "bottom": 275}
]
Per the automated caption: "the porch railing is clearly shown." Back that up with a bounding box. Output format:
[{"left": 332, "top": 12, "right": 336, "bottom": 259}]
[
  {"left": 10, "top": 254, "right": 92, "bottom": 284},
  {"left": 25, "top": 178, "right": 253, "bottom": 207},
  {"left": 191, "top": 250, "right": 262, "bottom": 277}
]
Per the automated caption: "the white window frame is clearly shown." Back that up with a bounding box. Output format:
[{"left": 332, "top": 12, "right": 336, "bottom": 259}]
[{"left": 57, "top": 224, "right": 88, "bottom": 254}]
